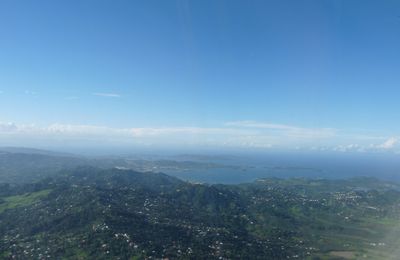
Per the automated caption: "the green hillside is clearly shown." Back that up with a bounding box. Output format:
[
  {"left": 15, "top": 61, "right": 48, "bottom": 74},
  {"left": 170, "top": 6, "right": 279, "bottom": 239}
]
[{"left": 1, "top": 168, "right": 399, "bottom": 259}]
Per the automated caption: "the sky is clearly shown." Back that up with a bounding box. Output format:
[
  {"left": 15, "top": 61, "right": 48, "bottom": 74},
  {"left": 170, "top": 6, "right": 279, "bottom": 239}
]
[{"left": 0, "top": 0, "right": 400, "bottom": 153}]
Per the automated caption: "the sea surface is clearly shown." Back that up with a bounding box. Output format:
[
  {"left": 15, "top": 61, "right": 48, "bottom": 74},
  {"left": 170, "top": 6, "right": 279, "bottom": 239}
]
[{"left": 162, "top": 151, "right": 400, "bottom": 184}]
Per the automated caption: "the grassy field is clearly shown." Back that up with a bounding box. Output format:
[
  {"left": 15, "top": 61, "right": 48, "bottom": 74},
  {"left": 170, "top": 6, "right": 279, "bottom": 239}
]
[{"left": 0, "top": 189, "right": 51, "bottom": 213}]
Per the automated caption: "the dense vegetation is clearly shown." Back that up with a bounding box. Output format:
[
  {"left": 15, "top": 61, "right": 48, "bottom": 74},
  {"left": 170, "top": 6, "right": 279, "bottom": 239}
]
[{"left": 1, "top": 166, "right": 400, "bottom": 259}]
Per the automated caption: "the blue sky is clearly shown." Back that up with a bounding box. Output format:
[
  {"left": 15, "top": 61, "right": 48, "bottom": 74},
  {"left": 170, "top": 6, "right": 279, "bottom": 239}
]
[{"left": 0, "top": 0, "right": 400, "bottom": 152}]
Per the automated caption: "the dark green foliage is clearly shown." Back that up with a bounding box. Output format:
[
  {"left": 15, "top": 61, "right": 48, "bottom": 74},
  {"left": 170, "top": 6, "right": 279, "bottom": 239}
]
[{"left": 1, "top": 168, "right": 400, "bottom": 259}]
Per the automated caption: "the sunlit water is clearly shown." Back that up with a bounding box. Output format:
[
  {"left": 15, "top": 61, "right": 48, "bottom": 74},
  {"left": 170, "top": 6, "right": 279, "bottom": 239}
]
[{"left": 163, "top": 152, "right": 400, "bottom": 184}]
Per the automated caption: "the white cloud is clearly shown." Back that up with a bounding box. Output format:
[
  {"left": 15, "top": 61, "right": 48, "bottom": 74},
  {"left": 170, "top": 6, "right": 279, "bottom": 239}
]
[
  {"left": 0, "top": 121, "right": 398, "bottom": 152},
  {"left": 64, "top": 96, "right": 80, "bottom": 100},
  {"left": 378, "top": 137, "right": 398, "bottom": 149},
  {"left": 0, "top": 120, "right": 280, "bottom": 150},
  {"left": 331, "top": 137, "right": 400, "bottom": 153},
  {"left": 46, "top": 124, "right": 131, "bottom": 136},
  {"left": 0, "top": 122, "right": 254, "bottom": 148},
  {"left": 225, "top": 120, "right": 336, "bottom": 139},
  {"left": 0, "top": 122, "right": 249, "bottom": 138},
  {"left": 130, "top": 127, "right": 248, "bottom": 137},
  {"left": 333, "top": 144, "right": 362, "bottom": 153},
  {"left": 24, "top": 90, "right": 37, "bottom": 95},
  {"left": 0, "top": 122, "right": 18, "bottom": 132},
  {"left": 93, "top": 92, "right": 121, "bottom": 98}
]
